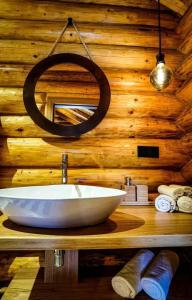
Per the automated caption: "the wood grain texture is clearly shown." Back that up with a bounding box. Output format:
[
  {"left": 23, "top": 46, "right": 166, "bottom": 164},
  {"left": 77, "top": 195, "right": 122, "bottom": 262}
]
[
  {"left": 176, "top": 53, "right": 192, "bottom": 80},
  {"left": 176, "top": 78, "right": 192, "bottom": 103},
  {"left": 177, "top": 105, "right": 192, "bottom": 132},
  {"left": 0, "top": 116, "right": 182, "bottom": 138},
  {"left": 182, "top": 132, "right": 192, "bottom": 154},
  {"left": 159, "top": 0, "right": 188, "bottom": 15},
  {"left": 0, "top": 207, "right": 191, "bottom": 250},
  {"left": 0, "top": 0, "right": 188, "bottom": 195},
  {"left": 0, "top": 0, "right": 178, "bottom": 29},
  {"left": 1, "top": 264, "right": 39, "bottom": 300},
  {"left": 0, "top": 40, "right": 183, "bottom": 71},
  {"left": 0, "top": 87, "right": 45, "bottom": 115},
  {"left": 182, "top": 159, "right": 192, "bottom": 182},
  {"left": 177, "top": 4, "right": 192, "bottom": 37},
  {"left": 0, "top": 66, "right": 182, "bottom": 94},
  {"left": 44, "top": 250, "right": 78, "bottom": 283},
  {"left": 0, "top": 90, "right": 183, "bottom": 120},
  {"left": 0, "top": 254, "right": 42, "bottom": 282},
  {"left": 2, "top": 265, "right": 192, "bottom": 300},
  {"left": 0, "top": 138, "right": 189, "bottom": 169},
  {"left": 178, "top": 31, "right": 192, "bottom": 55},
  {"left": 0, "top": 20, "right": 180, "bottom": 49},
  {"left": 0, "top": 168, "right": 185, "bottom": 191},
  {"left": 50, "top": 0, "right": 165, "bottom": 9}
]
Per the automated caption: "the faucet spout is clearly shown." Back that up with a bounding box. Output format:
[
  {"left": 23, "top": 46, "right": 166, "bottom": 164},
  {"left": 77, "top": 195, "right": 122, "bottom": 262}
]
[{"left": 62, "top": 154, "right": 68, "bottom": 184}]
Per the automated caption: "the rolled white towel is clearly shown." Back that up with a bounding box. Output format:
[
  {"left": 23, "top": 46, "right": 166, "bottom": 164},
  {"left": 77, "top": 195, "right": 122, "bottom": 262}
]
[
  {"left": 155, "top": 194, "right": 176, "bottom": 213},
  {"left": 141, "top": 250, "right": 179, "bottom": 300},
  {"left": 111, "top": 249, "right": 154, "bottom": 298},
  {"left": 157, "top": 185, "right": 184, "bottom": 200},
  {"left": 170, "top": 184, "right": 192, "bottom": 197},
  {"left": 177, "top": 196, "right": 192, "bottom": 213}
]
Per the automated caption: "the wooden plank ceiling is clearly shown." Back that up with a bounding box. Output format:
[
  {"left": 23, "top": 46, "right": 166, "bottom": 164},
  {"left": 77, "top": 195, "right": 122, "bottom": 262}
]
[
  {"left": 156, "top": 0, "right": 192, "bottom": 15},
  {"left": 52, "top": 0, "right": 192, "bottom": 16}
]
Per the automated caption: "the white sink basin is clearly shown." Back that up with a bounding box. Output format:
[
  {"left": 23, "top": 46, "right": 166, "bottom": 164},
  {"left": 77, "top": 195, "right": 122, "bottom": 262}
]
[{"left": 0, "top": 184, "right": 126, "bottom": 228}]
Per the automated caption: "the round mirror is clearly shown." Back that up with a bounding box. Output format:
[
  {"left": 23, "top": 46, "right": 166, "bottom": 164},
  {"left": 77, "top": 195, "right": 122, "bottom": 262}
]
[{"left": 23, "top": 53, "right": 111, "bottom": 137}]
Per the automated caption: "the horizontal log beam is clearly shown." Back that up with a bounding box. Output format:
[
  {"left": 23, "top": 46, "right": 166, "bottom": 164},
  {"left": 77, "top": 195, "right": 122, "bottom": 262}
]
[
  {"left": 0, "top": 167, "right": 186, "bottom": 191},
  {"left": 177, "top": 5, "right": 192, "bottom": 38},
  {"left": 157, "top": 0, "right": 188, "bottom": 15},
  {"left": 0, "top": 65, "right": 182, "bottom": 94},
  {"left": 107, "top": 93, "right": 183, "bottom": 119},
  {"left": 0, "top": 138, "right": 188, "bottom": 169},
  {"left": 182, "top": 132, "right": 192, "bottom": 155},
  {"left": 53, "top": 0, "right": 166, "bottom": 10},
  {"left": 0, "top": 0, "right": 177, "bottom": 29},
  {"left": 0, "top": 88, "right": 183, "bottom": 119},
  {"left": 177, "top": 105, "right": 192, "bottom": 132},
  {"left": 0, "top": 116, "right": 182, "bottom": 138},
  {"left": 0, "top": 41, "right": 183, "bottom": 71},
  {"left": 0, "top": 88, "right": 46, "bottom": 115},
  {"left": 178, "top": 31, "right": 192, "bottom": 55},
  {"left": 176, "top": 78, "right": 192, "bottom": 103},
  {"left": 182, "top": 160, "right": 192, "bottom": 182},
  {"left": 176, "top": 53, "right": 192, "bottom": 80},
  {"left": 0, "top": 20, "right": 180, "bottom": 49}
]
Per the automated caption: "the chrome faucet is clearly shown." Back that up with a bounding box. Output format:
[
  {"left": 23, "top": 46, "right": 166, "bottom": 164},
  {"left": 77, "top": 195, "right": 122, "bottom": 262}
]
[
  {"left": 62, "top": 154, "right": 68, "bottom": 184},
  {"left": 54, "top": 154, "right": 68, "bottom": 268}
]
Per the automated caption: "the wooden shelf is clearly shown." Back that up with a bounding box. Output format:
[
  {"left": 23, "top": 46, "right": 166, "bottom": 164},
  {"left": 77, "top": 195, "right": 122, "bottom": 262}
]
[
  {"left": 2, "top": 262, "right": 192, "bottom": 300},
  {"left": 0, "top": 206, "right": 191, "bottom": 250}
]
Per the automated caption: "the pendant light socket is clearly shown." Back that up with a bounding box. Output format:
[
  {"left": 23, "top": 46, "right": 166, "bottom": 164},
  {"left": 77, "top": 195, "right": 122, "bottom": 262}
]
[
  {"left": 150, "top": 0, "right": 173, "bottom": 91},
  {"left": 156, "top": 53, "right": 165, "bottom": 64}
]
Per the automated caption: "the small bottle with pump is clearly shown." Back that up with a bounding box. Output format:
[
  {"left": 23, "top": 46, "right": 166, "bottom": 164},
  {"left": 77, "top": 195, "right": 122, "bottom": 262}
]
[{"left": 121, "top": 177, "right": 136, "bottom": 205}]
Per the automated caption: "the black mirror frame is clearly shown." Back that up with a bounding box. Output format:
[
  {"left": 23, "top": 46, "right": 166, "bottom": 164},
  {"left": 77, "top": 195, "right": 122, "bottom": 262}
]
[{"left": 23, "top": 53, "right": 111, "bottom": 137}]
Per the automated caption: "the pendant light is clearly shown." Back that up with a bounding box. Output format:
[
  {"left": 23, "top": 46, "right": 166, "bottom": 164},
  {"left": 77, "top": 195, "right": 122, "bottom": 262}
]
[{"left": 150, "top": 0, "right": 173, "bottom": 91}]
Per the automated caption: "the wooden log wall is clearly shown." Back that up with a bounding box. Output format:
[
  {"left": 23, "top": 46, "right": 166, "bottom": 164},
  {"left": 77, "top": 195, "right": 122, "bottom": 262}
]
[
  {"left": 0, "top": 0, "right": 192, "bottom": 289},
  {"left": 176, "top": 4, "right": 192, "bottom": 183},
  {"left": 0, "top": 0, "right": 190, "bottom": 193}
]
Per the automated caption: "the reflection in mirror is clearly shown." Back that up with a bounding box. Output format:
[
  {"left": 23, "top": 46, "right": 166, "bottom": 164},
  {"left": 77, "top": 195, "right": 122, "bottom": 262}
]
[{"left": 35, "top": 63, "right": 100, "bottom": 126}]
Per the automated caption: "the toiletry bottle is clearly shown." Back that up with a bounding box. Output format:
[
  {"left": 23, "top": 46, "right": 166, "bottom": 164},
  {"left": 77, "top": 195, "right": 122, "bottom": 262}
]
[
  {"left": 122, "top": 177, "right": 136, "bottom": 203},
  {"left": 136, "top": 185, "right": 148, "bottom": 202}
]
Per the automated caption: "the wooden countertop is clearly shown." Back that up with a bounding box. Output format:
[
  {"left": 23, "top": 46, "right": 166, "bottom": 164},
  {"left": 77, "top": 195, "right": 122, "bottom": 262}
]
[{"left": 0, "top": 207, "right": 191, "bottom": 250}]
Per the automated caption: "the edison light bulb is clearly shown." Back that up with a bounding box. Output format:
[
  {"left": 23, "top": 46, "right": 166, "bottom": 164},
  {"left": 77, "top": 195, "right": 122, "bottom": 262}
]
[{"left": 150, "top": 61, "right": 173, "bottom": 91}]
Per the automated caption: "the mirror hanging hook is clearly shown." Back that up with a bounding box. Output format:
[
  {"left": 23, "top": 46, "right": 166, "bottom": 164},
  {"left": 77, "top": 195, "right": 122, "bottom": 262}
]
[
  {"left": 48, "top": 17, "right": 93, "bottom": 61},
  {"left": 67, "top": 17, "right": 73, "bottom": 26}
]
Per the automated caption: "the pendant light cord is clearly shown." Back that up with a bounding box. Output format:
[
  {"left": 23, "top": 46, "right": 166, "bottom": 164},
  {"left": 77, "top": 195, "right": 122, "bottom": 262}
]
[
  {"left": 158, "top": 0, "right": 162, "bottom": 56},
  {"left": 48, "top": 17, "right": 93, "bottom": 60}
]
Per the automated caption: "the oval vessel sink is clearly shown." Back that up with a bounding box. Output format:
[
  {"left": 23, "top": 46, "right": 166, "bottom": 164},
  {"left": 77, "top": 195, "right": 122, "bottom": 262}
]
[{"left": 0, "top": 184, "right": 126, "bottom": 228}]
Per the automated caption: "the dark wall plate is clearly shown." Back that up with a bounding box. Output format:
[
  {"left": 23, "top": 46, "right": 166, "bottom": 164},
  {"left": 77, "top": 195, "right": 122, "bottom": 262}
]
[
  {"left": 137, "top": 146, "right": 160, "bottom": 158},
  {"left": 23, "top": 53, "right": 111, "bottom": 137}
]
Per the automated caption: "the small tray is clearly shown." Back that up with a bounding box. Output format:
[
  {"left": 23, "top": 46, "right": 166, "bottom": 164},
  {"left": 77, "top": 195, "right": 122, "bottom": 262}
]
[{"left": 120, "top": 201, "right": 154, "bottom": 206}]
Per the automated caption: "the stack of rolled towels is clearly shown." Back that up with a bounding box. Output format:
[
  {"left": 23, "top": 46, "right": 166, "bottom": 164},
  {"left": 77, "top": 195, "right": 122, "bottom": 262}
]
[
  {"left": 112, "top": 249, "right": 179, "bottom": 300},
  {"left": 155, "top": 184, "right": 192, "bottom": 213}
]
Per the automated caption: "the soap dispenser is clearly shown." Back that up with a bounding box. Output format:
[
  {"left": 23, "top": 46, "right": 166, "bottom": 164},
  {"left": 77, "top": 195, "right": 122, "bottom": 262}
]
[{"left": 121, "top": 177, "right": 136, "bottom": 204}]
